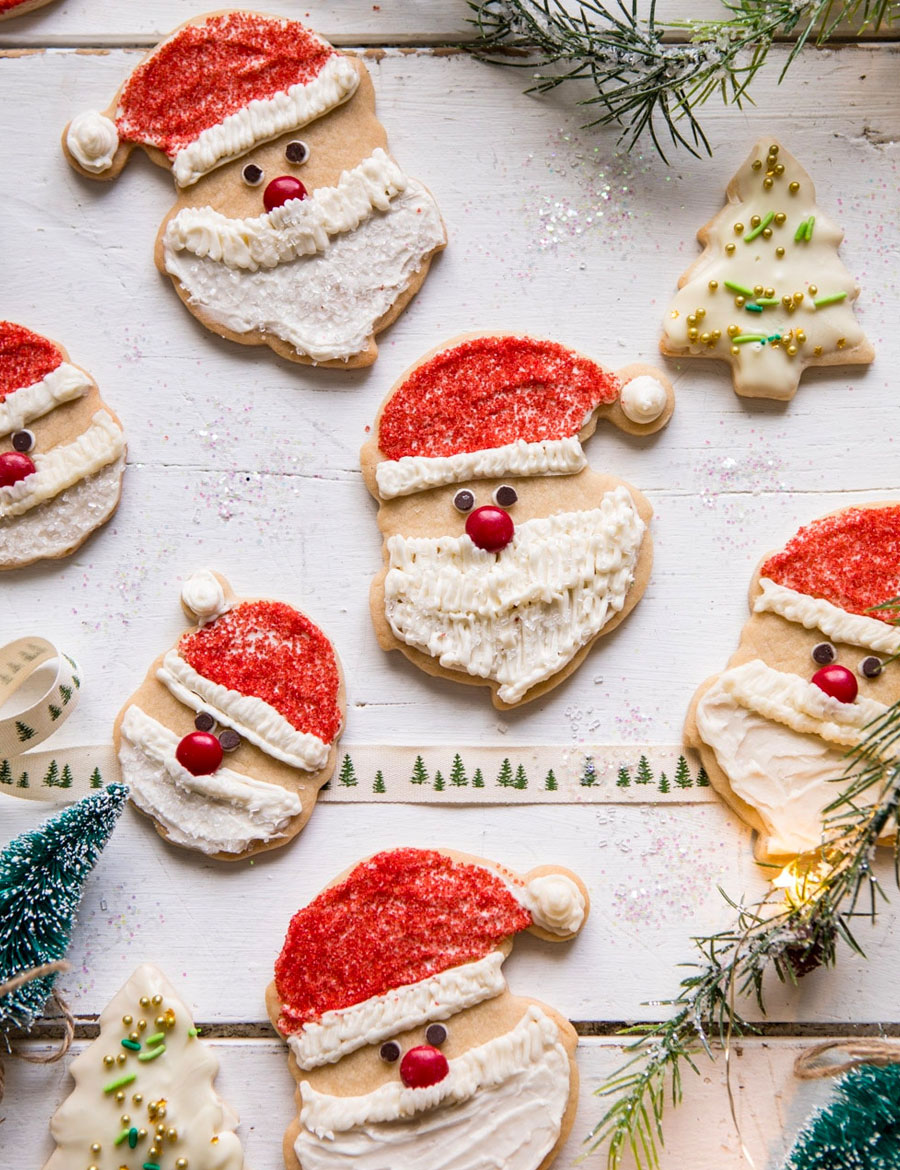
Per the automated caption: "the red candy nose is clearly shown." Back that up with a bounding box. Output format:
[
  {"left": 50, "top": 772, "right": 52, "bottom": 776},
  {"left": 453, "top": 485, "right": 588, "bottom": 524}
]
[
  {"left": 0, "top": 451, "right": 35, "bottom": 487},
  {"left": 263, "top": 175, "right": 308, "bottom": 212},
  {"left": 811, "top": 664, "right": 858, "bottom": 705},
  {"left": 465, "top": 505, "right": 515, "bottom": 552},
  {"left": 175, "top": 731, "right": 223, "bottom": 776},
  {"left": 399, "top": 1045, "right": 449, "bottom": 1089}
]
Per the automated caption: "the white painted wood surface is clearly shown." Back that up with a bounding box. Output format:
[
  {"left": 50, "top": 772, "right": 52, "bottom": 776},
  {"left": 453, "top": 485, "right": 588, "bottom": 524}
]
[{"left": 1, "top": 7, "right": 899, "bottom": 1167}]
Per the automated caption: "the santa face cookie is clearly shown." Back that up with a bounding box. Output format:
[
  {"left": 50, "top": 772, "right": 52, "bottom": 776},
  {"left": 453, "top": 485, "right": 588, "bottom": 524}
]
[
  {"left": 43, "top": 964, "right": 245, "bottom": 1170},
  {"left": 62, "top": 11, "right": 446, "bottom": 368},
  {"left": 267, "top": 847, "right": 588, "bottom": 1170},
  {"left": 662, "top": 138, "right": 872, "bottom": 400},
  {"left": 361, "top": 334, "right": 675, "bottom": 708},
  {"left": 114, "top": 570, "right": 345, "bottom": 860},
  {"left": 0, "top": 0, "right": 56, "bottom": 19},
  {"left": 0, "top": 322, "right": 126, "bottom": 569},
  {"left": 686, "top": 504, "right": 900, "bottom": 861}
]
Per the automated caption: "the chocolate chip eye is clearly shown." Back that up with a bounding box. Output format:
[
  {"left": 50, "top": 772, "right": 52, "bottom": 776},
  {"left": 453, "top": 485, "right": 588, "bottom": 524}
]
[
  {"left": 218, "top": 728, "right": 241, "bottom": 752},
  {"left": 493, "top": 485, "right": 518, "bottom": 508},
  {"left": 380, "top": 1041, "right": 401, "bottom": 1063},
  {"left": 285, "top": 140, "right": 309, "bottom": 165},
  {"left": 194, "top": 711, "right": 216, "bottom": 732},
  {"left": 860, "top": 656, "right": 883, "bottom": 679},
  {"left": 11, "top": 430, "right": 35, "bottom": 453},
  {"left": 812, "top": 642, "right": 836, "bottom": 666},
  {"left": 453, "top": 490, "right": 475, "bottom": 513},
  {"left": 242, "top": 163, "right": 264, "bottom": 187},
  {"left": 425, "top": 1023, "right": 447, "bottom": 1047}
]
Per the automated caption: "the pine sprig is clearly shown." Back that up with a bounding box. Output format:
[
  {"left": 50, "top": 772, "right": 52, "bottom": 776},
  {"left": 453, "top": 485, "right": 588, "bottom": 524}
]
[
  {"left": 588, "top": 615, "right": 900, "bottom": 1168},
  {"left": 467, "top": 0, "right": 897, "bottom": 158}
]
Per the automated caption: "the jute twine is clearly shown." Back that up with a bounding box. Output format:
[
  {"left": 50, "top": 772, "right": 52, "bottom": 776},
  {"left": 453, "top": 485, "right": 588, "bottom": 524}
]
[
  {"left": 795, "top": 1039, "right": 900, "bottom": 1080},
  {"left": 0, "top": 960, "right": 74, "bottom": 1103}
]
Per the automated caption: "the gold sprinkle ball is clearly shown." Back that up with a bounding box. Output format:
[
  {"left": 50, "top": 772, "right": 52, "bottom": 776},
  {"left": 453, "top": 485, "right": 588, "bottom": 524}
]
[
  {"left": 734, "top": 222, "right": 744, "bottom": 234},
  {"left": 735, "top": 296, "right": 745, "bottom": 308},
  {"left": 764, "top": 288, "right": 775, "bottom": 299},
  {"left": 787, "top": 345, "right": 798, "bottom": 356},
  {"left": 133, "top": 1094, "right": 143, "bottom": 1106},
  {"left": 763, "top": 177, "right": 774, "bottom": 190},
  {"left": 696, "top": 307, "right": 706, "bottom": 319},
  {"left": 687, "top": 328, "right": 699, "bottom": 341},
  {"left": 116, "top": 1053, "right": 127, "bottom": 1065},
  {"left": 789, "top": 181, "right": 800, "bottom": 194},
  {"left": 155, "top": 1015, "right": 167, "bottom": 1029},
  {"left": 753, "top": 285, "right": 764, "bottom": 296},
  {"left": 122, "top": 1015, "right": 133, "bottom": 1027},
  {"left": 769, "top": 144, "right": 779, "bottom": 155},
  {"left": 731, "top": 345, "right": 739, "bottom": 356},
  {"left": 129, "top": 1031, "right": 139, "bottom": 1043},
  {"left": 151, "top": 994, "right": 163, "bottom": 1008},
  {"left": 762, "top": 228, "right": 773, "bottom": 239},
  {"left": 727, "top": 324, "right": 740, "bottom": 337},
  {"left": 120, "top": 1116, "right": 131, "bottom": 1127},
  {"left": 103, "top": 1055, "right": 115, "bottom": 1068},
  {"left": 712, "top": 329, "right": 721, "bottom": 340},
  {"left": 775, "top": 247, "right": 785, "bottom": 258},
  {"left": 752, "top": 159, "right": 762, "bottom": 170},
  {"left": 115, "top": 1092, "right": 125, "bottom": 1105},
  {"left": 91, "top": 1144, "right": 102, "bottom": 1155},
  {"left": 797, "top": 330, "right": 807, "bottom": 342},
  {"left": 687, "top": 314, "right": 697, "bottom": 326},
  {"left": 793, "top": 291, "right": 804, "bottom": 304},
  {"left": 725, "top": 243, "right": 736, "bottom": 254},
  {"left": 149, "top": 1148, "right": 160, "bottom": 1160},
  {"left": 782, "top": 295, "right": 793, "bottom": 308},
  {"left": 168, "top": 1128, "right": 178, "bottom": 1142},
  {"left": 176, "top": 1160, "right": 189, "bottom": 1169},
  {"left": 700, "top": 332, "right": 710, "bottom": 344},
  {"left": 164, "top": 1009, "right": 176, "bottom": 1027},
  {"left": 708, "top": 279, "right": 718, "bottom": 291},
  {"left": 138, "top": 1019, "right": 147, "bottom": 1031},
  {"left": 808, "top": 284, "right": 818, "bottom": 296},
  {"left": 750, "top": 215, "right": 761, "bottom": 228},
  {"left": 774, "top": 163, "right": 785, "bottom": 176},
  {"left": 138, "top": 1129, "right": 147, "bottom": 1139},
  {"left": 774, "top": 212, "right": 786, "bottom": 226},
  {"left": 139, "top": 997, "right": 150, "bottom": 1009}
]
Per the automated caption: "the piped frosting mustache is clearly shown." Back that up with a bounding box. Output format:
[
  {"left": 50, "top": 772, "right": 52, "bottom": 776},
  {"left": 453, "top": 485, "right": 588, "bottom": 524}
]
[
  {"left": 163, "top": 149, "right": 410, "bottom": 272},
  {"left": 717, "top": 659, "right": 886, "bottom": 747}
]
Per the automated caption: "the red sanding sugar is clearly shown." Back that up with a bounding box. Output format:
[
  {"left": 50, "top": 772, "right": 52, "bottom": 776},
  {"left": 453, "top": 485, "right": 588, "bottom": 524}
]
[
  {"left": 116, "top": 12, "right": 334, "bottom": 158},
  {"left": 0, "top": 322, "right": 63, "bottom": 399},
  {"left": 275, "top": 848, "right": 531, "bottom": 1031},
  {"left": 179, "top": 600, "right": 341, "bottom": 742},
  {"left": 378, "top": 336, "right": 620, "bottom": 461},
  {"left": 762, "top": 506, "right": 900, "bottom": 620}
]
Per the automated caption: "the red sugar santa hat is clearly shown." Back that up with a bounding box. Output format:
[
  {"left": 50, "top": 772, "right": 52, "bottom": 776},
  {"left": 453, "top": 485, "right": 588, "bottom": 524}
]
[
  {"left": 372, "top": 335, "right": 669, "bottom": 500},
  {"left": 64, "top": 11, "right": 360, "bottom": 187},
  {"left": 157, "top": 570, "right": 343, "bottom": 772},
  {"left": 0, "top": 322, "right": 93, "bottom": 435},
  {"left": 273, "top": 847, "right": 587, "bottom": 1069},
  {"left": 754, "top": 505, "right": 900, "bottom": 655}
]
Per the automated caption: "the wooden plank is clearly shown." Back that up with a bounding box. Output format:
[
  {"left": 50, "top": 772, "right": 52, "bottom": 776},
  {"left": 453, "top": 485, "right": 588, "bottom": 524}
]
[
  {"left": 0, "top": 1034, "right": 849, "bottom": 1169},
  {"left": 0, "top": 0, "right": 896, "bottom": 47}
]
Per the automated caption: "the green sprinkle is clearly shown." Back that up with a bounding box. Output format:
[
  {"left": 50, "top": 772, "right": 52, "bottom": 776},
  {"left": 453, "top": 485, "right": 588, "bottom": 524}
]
[
  {"left": 128, "top": 1127, "right": 139, "bottom": 1149},
  {"left": 755, "top": 297, "right": 779, "bottom": 306},
  {"left": 138, "top": 1044, "right": 166, "bottom": 1062},
  {"left": 121, "top": 1038, "right": 141, "bottom": 1051},
  {"left": 732, "top": 334, "right": 767, "bottom": 344},
  {"left": 794, "top": 218, "right": 809, "bottom": 242},
  {"left": 814, "top": 291, "right": 847, "bottom": 308},
  {"left": 767, "top": 334, "right": 783, "bottom": 342},
  {"left": 724, "top": 279, "right": 754, "bottom": 297},
  {"left": 103, "top": 1072, "right": 136, "bottom": 1093},
  {"left": 143, "top": 1164, "right": 161, "bottom": 1170},
  {"left": 115, "top": 1129, "right": 130, "bottom": 1147},
  {"left": 744, "top": 303, "right": 764, "bottom": 313},
  {"left": 146, "top": 1032, "right": 166, "bottom": 1046},
  {"left": 744, "top": 211, "right": 775, "bottom": 242},
  {"left": 804, "top": 215, "right": 816, "bottom": 240},
  {"left": 188, "top": 1026, "right": 200, "bottom": 1037}
]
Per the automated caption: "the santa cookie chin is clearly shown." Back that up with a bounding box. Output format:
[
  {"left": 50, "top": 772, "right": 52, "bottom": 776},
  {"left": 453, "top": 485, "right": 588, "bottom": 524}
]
[
  {"left": 62, "top": 11, "right": 446, "bottom": 368},
  {"left": 362, "top": 335, "right": 675, "bottom": 707},
  {"left": 686, "top": 504, "right": 900, "bottom": 861},
  {"left": 268, "top": 849, "right": 589, "bottom": 1170}
]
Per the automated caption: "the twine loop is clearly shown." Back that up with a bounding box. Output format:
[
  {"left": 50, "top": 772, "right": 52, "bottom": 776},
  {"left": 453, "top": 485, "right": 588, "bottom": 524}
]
[{"left": 0, "top": 960, "right": 74, "bottom": 1103}]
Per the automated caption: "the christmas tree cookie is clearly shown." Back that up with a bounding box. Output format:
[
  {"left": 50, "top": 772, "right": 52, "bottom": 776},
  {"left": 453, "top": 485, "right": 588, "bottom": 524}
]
[
  {"left": 686, "top": 503, "right": 900, "bottom": 860},
  {"left": 62, "top": 11, "right": 446, "bottom": 368},
  {"left": 0, "top": 322, "right": 126, "bottom": 569},
  {"left": 43, "top": 965, "right": 245, "bottom": 1170},
  {"left": 1, "top": 784, "right": 127, "bottom": 1034},
  {"left": 362, "top": 333, "right": 675, "bottom": 707},
  {"left": 268, "top": 847, "right": 589, "bottom": 1170},
  {"left": 662, "top": 138, "right": 872, "bottom": 399},
  {"left": 115, "top": 570, "right": 345, "bottom": 860}
]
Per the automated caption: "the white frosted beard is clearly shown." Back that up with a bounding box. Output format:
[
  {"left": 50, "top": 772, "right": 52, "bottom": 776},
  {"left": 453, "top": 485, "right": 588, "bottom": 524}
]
[
  {"left": 383, "top": 488, "right": 645, "bottom": 703},
  {"left": 162, "top": 151, "right": 446, "bottom": 364},
  {"left": 295, "top": 1006, "right": 570, "bottom": 1170}
]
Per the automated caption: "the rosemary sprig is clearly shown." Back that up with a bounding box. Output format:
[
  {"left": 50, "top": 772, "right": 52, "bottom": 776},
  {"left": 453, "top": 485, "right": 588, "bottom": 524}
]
[
  {"left": 467, "top": 0, "right": 898, "bottom": 159},
  {"left": 587, "top": 613, "right": 900, "bottom": 1169}
]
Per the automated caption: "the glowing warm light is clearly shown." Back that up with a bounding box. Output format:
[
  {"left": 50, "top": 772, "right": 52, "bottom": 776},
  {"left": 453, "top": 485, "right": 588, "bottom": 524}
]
[{"left": 772, "top": 859, "right": 830, "bottom": 907}]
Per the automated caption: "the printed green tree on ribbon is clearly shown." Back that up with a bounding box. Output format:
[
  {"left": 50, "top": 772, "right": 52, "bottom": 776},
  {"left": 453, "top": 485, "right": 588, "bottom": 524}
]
[
  {"left": 89, "top": 767, "right": 104, "bottom": 789},
  {"left": 616, "top": 765, "right": 631, "bottom": 788},
  {"left": 0, "top": 784, "right": 128, "bottom": 1033},
  {"left": 0, "top": 759, "right": 12, "bottom": 786},
  {"left": 60, "top": 765, "right": 74, "bottom": 789},
  {"left": 433, "top": 770, "right": 445, "bottom": 792},
  {"left": 697, "top": 765, "right": 711, "bottom": 787},
  {"left": 410, "top": 755, "right": 429, "bottom": 785},
  {"left": 496, "top": 758, "right": 514, "bottom": 787},
  {"left": 514, "top": 764, "right": 528, "bottom": 790},
  {"left": 544, "top": 769, "right": 558, "bottom": 791},
  {"left": 373, "top": 770, "right": 386, "bottom": 794},
  {"left": 471, "top": 768, "right": 485, "bottom": 788},
  {"left": 43, "top": 760, "right": 60, "bottom": 788},
  {"left": 658, "top": 771, "right": 671, "bottom": 794},
  {"left": 635, "top": 755, "right": 654, "bottom": 785},
  {"left": 674, "top": 756, "right": 693, "bottom": 789},
  {"left": 581, "top": 757, "right": 597, "bottom": 786},
  {"left": 338, "top": 754, "right": 357, "bottom": 787},
  {"left": 15, "top": 720, "right": 35, "bottom": 743},
  {"left": 450, "top": 754, "right": 468, "bottom": 787}
]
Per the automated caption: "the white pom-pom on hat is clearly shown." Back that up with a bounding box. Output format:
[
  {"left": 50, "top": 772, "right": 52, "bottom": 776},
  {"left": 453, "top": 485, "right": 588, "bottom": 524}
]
[
  {"left": 66, "top": 110, "right": 120, "bottom": 174},
  {"left": 181, "top": 568, "right": 230, "bottom": 626}
]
